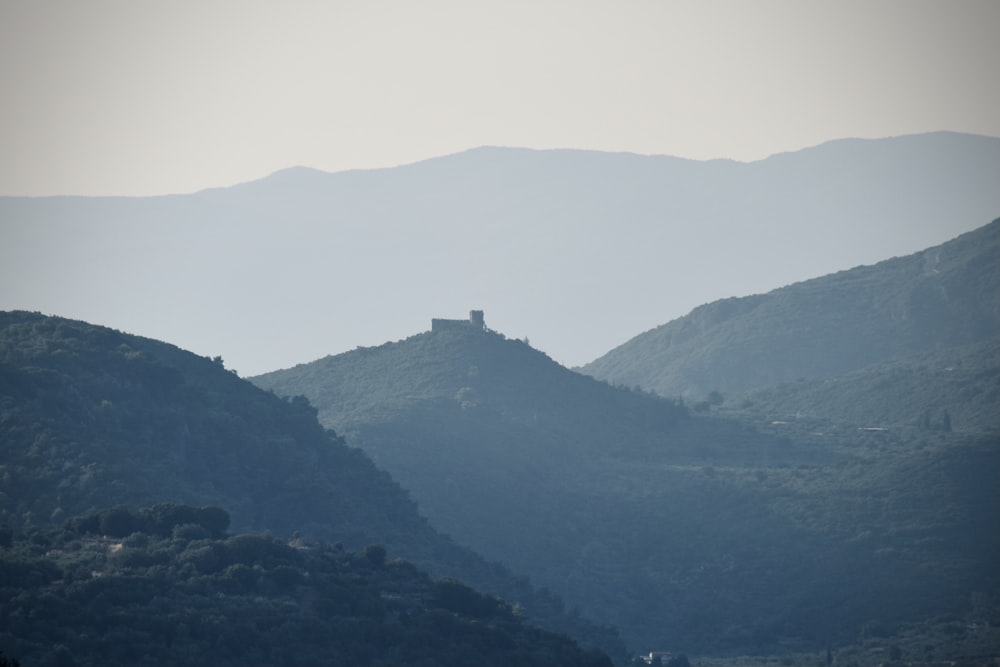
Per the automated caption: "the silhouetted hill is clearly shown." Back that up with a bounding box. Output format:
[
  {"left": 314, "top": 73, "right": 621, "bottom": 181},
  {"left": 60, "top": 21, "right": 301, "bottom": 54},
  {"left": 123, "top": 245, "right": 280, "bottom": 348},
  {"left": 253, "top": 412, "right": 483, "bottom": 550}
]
[
  {"left": 252, "top": 321, "right": 1000, "bottom": 654},
  {"left": 0, "top": 311, "right": 625, "bottom": 660},
  {"left": 581, "top": 219, "right": 1000, "bottom": 403}
]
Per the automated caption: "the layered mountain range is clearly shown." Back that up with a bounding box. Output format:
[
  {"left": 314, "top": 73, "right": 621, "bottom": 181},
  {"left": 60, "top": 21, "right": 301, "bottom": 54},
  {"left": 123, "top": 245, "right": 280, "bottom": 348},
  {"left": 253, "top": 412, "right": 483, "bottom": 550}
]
[
  {"left": 2, "top": 132, "right": 998, "bottom": 376},
  {"left": 0, "top": 311, "right": 625, "bottom": 662},
  {"left": 2, "top": 136, "right": 998, "bottom": 664},
  {"left": 252, "top": 221, "right": 1000, "bottom": 652}
]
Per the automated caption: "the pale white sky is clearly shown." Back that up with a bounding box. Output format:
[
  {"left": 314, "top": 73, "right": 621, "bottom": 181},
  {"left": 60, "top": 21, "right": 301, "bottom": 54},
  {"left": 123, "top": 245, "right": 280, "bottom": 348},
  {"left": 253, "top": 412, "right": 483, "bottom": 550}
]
[{"left": 1, "top": 0, "right": 998, "bottom": 196}]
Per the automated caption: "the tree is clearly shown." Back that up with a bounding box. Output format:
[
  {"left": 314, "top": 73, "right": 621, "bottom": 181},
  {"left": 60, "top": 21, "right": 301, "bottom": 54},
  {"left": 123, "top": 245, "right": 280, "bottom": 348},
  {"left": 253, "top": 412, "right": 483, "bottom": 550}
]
[
  {"left": 433, "top": 577, "right": 505, "bottom": 619},
  {"left": 364, "top": 544, "right": 387, "bottom": 567},
  {"left": 99, "top": 506, "right": 135, "bottom": 537}
]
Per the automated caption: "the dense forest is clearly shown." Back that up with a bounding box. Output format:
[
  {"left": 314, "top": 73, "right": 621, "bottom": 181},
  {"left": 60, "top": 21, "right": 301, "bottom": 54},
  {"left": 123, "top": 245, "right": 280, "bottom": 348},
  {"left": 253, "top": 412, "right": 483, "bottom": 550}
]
[
  {"left": 0, "top": 311, "right": 626, "bottom": 662},
  {"left": 0, "top": 504, "right": 612, "bottom": 667}
]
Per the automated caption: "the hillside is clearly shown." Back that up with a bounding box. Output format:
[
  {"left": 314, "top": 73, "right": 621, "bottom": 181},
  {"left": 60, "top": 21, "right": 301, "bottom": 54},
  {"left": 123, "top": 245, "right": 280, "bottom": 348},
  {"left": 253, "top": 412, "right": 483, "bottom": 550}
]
[
  {"left": 0, "top": 311, "right": 625, "bottom": 660},
  {"left": 719, "top": 336, "right": 1000, "bottom": 434},
  {"left": 581, "top": 218, "right": 1000, "bottom": 402},
  {"left": 0, "top": 505, "right": 612, "bottom": 667},
  {"left": 3, "top": 132, "right": 999, "bottom": 376},
  {"left": 252, "top": 322, "right": 1000, "bottom": 654}
]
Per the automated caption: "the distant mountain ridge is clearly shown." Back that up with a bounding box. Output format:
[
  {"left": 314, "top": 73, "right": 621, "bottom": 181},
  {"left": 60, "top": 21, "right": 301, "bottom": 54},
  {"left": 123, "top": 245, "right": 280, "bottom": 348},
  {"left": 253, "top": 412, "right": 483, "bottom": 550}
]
[
  {"left": 2, "top": 132, "right": 998, "bottom": 376},
  {"left": 581, "top": 218, "right": 1000, "bottom": 402}
]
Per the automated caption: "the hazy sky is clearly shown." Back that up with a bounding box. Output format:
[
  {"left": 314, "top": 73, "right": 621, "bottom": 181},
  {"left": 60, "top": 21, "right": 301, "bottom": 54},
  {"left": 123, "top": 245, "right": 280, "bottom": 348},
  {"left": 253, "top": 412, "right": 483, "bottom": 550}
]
[{"left": 2, "top": 0, "right": 999, "bottom": 196}]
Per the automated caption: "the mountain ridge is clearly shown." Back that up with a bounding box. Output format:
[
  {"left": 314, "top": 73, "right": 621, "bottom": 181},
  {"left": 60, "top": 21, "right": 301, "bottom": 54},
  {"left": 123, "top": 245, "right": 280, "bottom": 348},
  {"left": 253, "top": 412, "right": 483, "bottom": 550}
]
[
  {"left": 3, "top": 131, "right": 998, "bottom": 376},
  {"left": 580, "top": 218, "right": 1000, "bottom": 400},
  {"left": 231, "top": 130, "right": 1000, "bottom": 189}
]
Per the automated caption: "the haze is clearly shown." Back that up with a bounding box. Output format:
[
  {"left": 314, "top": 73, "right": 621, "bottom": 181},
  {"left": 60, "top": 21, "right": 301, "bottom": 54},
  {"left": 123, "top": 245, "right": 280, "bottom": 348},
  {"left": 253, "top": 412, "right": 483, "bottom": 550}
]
[
  {"left": 2, "top": 1, "right": 1000, "bottom": 377},
  {"left": 1, "top": 1, "right": 998, "bottom": 196}
]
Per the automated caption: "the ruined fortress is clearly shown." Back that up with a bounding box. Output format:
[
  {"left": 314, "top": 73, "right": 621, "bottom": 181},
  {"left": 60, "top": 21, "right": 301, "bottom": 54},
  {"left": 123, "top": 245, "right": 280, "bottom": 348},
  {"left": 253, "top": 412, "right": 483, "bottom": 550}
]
[{"left": 431, "top": 310, "right": 485, "bottom": 332}]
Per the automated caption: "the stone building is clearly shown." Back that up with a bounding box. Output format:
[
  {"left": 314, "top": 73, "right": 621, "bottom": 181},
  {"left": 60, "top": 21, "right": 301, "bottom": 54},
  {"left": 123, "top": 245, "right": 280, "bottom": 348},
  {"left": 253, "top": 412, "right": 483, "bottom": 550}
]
[{"left": 431, "top": 310, "right": 485, "bottom": 332}]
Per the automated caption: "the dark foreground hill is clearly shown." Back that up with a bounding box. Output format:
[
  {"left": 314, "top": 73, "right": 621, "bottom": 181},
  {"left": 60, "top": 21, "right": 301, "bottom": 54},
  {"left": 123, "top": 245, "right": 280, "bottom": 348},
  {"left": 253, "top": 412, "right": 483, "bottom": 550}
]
[
  {"left": 581, "top": 219, "right": 1000, "bottom": 402},
  {"left": 0, "top": 311, "right": 624, "bottom": 661},
  {"left": 252, "top": 323, "right": 1000, "bottom": 654},
  {"left": 0, "top": 504, "right": 612, "bottom": 667}
]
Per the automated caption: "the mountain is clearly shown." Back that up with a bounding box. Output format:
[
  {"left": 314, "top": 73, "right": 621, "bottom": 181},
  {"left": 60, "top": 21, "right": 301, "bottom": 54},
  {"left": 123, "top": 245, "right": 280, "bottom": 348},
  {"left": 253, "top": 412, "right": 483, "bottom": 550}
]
[
  {"left": 581, "top": 219, "right": 1000, "bottom": 404},
  {"left": 251, "top": 319, "right": 1000, "bottom": 654},
  {"left": 2, "top": 132, "right": 999, "bottom": 377},
  {"left": 0, "top": 311, "right": 626, "bottom": 660}
]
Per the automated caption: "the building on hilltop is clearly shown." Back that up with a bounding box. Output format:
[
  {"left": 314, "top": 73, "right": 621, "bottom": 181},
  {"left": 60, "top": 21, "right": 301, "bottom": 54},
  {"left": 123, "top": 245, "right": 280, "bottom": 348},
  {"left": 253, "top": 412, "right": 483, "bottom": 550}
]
[{"left": 432, "top": 310, "right": 486, "bottom": 333}]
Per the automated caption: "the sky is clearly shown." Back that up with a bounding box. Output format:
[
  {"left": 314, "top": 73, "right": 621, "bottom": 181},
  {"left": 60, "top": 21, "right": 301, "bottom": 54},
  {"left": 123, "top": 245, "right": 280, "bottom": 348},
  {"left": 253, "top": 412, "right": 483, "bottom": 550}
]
[{"left": 1, "top": 0, "right": 999, "bottom": 197}]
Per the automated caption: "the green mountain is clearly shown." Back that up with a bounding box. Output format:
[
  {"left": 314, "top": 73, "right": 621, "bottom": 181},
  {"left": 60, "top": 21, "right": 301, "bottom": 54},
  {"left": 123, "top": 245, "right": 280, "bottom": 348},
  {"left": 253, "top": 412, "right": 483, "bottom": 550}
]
[
  {"left": 0, "top": 505, "right": 611, "bottom": 667},
  {"left": 0, "top": 311, "right": 625, "bottom": 661},
  {"left": 251, "top": 321, "right": 1000, "bottom": 654},
  {"left": 581, "top": 219, "right": 1000, "bottom": 404}
]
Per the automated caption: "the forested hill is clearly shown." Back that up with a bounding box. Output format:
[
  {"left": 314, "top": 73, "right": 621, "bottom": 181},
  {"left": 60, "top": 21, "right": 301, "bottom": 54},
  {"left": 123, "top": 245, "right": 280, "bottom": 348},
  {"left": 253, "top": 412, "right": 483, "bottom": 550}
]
[
  {"left": 0, "top": 311, "right": 626, "bottom": 661},
  {"left": 0, "top": 311, "right": 409, "bottom": 542},
  {"left": 251, "top": 324, "right": 689, "bottom": 447},
  {"left": 581, "top": 218, "right": 1000, "bottom": 401},
  {"left": 251, "top": 321, "right": 1000, "bottom": 654},
  {"left": 0, "top": 505, "right": 612, "bottom": 667}
]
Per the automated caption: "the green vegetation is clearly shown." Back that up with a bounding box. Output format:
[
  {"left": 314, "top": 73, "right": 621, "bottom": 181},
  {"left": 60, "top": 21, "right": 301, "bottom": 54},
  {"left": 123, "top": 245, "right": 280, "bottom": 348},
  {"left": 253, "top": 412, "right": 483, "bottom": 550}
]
[
  {"left": 581, "top": 219, "right": 1000, "bottom": 402},
  {"left": 0, "top": 311, "right": 626, "bottom": 661},
  {"left": 717, "top": 336, "right": 1000, "bottom": 433},
  {"left": 0, "top": 505, "right": 613, "bottom": 667}
]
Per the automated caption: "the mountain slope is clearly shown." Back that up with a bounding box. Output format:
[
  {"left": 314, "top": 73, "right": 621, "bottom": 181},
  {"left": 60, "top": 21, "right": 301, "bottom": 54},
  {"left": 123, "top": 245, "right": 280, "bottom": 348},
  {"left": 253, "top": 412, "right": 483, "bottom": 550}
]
[
  {"left": 581, "top": 218, "right": 1000, "bottom": 402},
  {"left": 3, "top": 132, "right": 998, "bottom": 376},
  {"left": 0, "top": 505, "right": 612, "bottom": 667},
  {"left": 251, "top": 323, "right": 1000, "bottom": 654},
  {"left": 720, "top": 336, "right": 1000, "bottom": 433},
  {"left": 0, "top": 311, "right": 626, "bottom": 659}
]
